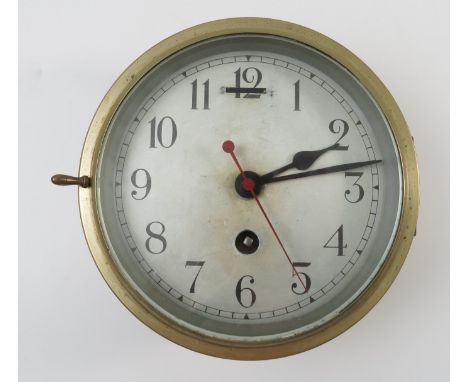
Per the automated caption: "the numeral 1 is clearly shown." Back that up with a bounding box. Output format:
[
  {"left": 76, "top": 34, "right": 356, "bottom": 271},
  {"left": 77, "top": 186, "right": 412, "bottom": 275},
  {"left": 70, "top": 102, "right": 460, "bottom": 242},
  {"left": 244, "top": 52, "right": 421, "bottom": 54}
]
[
  {"left": 234, "top": 68, "right": 241, "bottom": 98},
  {"left": 294, "top": 80, "right": 300, "bottom": 111},
  {"left": 191, "top": 79, "right": 209, "bottom": 110}
]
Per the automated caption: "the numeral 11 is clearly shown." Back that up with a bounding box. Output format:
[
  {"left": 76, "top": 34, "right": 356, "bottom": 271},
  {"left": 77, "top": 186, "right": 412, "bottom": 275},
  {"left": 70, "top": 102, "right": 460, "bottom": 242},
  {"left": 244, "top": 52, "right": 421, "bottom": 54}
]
[{"left": 191, "top": 79, "right": 209, "bottom": 109}]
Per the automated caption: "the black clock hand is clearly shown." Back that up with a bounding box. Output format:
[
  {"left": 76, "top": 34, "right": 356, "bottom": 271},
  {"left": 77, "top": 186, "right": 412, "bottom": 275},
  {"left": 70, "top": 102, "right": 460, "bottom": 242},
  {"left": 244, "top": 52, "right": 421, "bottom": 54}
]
[
  {"left": 262, "top": 119, "right": 351, "bottom": 181},
  {"left": 260, "top": 160, "right": 382, "bottom": 184},
  {"left": 261, "top": 142, "right": 348, "bottom": 181}
]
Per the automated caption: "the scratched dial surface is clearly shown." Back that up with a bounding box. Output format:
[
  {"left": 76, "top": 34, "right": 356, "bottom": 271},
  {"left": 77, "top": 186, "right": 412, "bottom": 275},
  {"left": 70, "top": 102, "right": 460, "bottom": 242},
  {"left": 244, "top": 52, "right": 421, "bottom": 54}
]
[{"left": 97, "top": 35, "right": 402, "bottom": 340}]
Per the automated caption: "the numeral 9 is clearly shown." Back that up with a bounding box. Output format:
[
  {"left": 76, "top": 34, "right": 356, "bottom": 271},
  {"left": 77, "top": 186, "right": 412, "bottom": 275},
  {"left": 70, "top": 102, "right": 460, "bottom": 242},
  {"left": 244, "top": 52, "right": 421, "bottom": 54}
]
[{"left": 130, "top": 169, "right": 151, "bottom": 200}]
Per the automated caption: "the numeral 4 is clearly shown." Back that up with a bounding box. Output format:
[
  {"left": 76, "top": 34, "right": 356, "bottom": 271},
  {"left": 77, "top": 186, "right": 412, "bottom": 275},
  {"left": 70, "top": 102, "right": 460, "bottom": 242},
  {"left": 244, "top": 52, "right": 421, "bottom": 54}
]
[{"left": 324, "top": 225, "right": 347, "bottom": 256}]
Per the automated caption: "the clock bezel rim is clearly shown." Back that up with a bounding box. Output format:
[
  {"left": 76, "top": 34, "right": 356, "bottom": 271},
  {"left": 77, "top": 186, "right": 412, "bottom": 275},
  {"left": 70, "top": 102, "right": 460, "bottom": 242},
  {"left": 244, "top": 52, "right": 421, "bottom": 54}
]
[{"left": 78, "top": 17, "right": 419, "bottom": 360}]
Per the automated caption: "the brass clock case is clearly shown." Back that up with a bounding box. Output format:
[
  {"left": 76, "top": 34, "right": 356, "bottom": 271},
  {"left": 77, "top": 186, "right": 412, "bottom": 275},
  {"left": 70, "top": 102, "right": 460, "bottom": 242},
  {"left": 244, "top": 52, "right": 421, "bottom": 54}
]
[{"left": 77, "top": 17, "right": 419, "bottom": 360}]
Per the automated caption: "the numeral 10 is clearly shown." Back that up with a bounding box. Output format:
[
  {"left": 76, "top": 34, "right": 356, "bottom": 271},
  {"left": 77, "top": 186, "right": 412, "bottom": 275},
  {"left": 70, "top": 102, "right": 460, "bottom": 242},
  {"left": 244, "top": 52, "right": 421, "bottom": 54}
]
[{"left": 149, "top": 116, "right": 178, "bottom": 148}]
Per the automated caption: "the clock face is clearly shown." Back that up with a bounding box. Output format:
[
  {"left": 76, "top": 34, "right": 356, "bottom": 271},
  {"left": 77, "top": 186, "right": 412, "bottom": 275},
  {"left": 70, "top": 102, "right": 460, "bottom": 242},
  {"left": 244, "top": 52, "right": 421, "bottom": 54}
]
[{"left": 97, "top": 34, "right": 402, "bottom": 341}]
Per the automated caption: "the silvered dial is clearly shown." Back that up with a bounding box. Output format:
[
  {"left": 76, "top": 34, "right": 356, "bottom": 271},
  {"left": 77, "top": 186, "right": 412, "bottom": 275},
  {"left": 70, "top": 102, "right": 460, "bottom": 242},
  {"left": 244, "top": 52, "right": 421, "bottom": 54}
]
[{"left": 97, "top": 34, "right": 402, "bottom": 341}]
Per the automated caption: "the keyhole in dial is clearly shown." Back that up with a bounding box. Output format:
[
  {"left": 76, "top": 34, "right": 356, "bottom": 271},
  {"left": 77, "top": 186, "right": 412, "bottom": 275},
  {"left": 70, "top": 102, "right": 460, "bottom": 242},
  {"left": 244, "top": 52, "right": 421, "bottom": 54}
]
[{"left": 235, "top": 230, "right": 260, "bottom": 255}]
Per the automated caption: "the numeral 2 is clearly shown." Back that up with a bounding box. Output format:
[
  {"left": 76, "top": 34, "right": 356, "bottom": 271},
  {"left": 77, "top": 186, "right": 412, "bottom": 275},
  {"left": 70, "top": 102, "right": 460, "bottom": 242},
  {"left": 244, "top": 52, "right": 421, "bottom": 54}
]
[{"left": 329, "top": 119, "right": 349, "bottom": 145}]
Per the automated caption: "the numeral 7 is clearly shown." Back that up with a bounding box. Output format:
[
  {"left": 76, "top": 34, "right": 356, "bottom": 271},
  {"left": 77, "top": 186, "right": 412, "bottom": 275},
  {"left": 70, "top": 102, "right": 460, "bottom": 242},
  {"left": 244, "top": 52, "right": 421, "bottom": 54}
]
[{"left": 185, "top": 260, "right": 205, "bottom": 293}]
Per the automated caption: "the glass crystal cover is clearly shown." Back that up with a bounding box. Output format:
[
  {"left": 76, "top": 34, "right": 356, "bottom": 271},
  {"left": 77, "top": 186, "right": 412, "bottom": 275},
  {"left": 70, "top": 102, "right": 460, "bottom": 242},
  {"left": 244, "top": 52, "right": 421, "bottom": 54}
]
[{"left": 96, "top": 35, "right": 402, "bottom": 341}]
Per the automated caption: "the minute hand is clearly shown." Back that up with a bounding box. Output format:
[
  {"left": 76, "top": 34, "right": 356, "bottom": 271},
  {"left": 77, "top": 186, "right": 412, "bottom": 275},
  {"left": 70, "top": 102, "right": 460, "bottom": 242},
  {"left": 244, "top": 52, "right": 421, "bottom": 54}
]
[{"left": 261, "top": 160, "right": 382, "bottom": 184}]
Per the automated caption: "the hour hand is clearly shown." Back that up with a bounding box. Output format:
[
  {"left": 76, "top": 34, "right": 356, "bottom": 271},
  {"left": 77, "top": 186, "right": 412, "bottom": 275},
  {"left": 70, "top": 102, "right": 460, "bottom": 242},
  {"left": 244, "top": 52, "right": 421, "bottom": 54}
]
[
  {"left": 262, "top": 143, "right": 348, "bottom": 180},
  {"left": 292, "top": 143, "right": 348, "bottom": 170}
]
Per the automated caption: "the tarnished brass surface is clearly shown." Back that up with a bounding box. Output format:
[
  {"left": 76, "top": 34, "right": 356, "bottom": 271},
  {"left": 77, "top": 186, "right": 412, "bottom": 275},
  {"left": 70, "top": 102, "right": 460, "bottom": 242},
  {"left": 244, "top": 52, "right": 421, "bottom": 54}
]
[
  {"left": 77, "top": 18, "right": 419, "bottom": 360},
  {"left": 51, "top": 174, "right": 91, "bottom": 188}
]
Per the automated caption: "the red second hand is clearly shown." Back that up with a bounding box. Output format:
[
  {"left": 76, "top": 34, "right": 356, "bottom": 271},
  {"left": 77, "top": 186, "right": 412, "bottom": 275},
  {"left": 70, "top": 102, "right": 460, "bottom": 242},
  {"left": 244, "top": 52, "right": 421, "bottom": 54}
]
[{"left": 222, "top": 140, "right": 306, "bottom": 290}]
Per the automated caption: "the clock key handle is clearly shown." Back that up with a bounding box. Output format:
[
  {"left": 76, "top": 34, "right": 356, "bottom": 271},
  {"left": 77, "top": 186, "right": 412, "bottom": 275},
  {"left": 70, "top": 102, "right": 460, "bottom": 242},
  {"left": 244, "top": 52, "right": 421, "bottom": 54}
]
[{"left": 51, "top": 174, "right": 91, "bottom": 188}]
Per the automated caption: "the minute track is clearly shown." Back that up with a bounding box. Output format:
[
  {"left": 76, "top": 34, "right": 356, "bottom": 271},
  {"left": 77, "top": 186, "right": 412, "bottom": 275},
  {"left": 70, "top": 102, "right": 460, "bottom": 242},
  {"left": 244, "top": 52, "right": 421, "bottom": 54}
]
[{"left": 112, "top": 52, "right": 381, "bottom": 322}]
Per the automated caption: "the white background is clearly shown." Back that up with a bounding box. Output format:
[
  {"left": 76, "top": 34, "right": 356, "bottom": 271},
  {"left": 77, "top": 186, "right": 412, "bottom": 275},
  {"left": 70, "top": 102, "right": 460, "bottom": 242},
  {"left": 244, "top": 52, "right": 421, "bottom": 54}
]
[{"left": 19, "top": 0, "right": 449, "bottom": 381}]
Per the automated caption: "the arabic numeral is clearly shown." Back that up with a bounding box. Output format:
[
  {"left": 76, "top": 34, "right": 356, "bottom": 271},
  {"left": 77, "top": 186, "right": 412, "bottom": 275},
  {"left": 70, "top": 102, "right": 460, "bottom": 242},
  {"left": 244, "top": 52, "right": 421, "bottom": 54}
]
[
  {"left": 234, "top": 67, "right": 263, "bottom": 98},
  {"left": 345, "top": 171, "right": 364, "bottom": 203},
  {"left": 191, "top": 79, "right": 209, "bottom": 110},
  {"left": 329, "top": 119, "right": 349, "bottom": 144},
  {"left": 130, "top": 169, "right": 151, "bottom": 200},
  {"left": 291, "top": 262, "right": 311, "bottom": 295},
  {"left": 149, "top": 116, "right": 177, "bottom": 148},
  {"left": 145, "top": 222, "right": 167, "bottom": 254},
  {"left": 294, "top": 80, "right": 300, "bottom": 111},
  {"left": 185, "top": 261, "right": 205, "bottom": 293},
  {"left": 324, "top": 225, "right": 347, "bottom": 256},
  {"left": 235, "top": 275, "right": 256, "bottom": 308}
]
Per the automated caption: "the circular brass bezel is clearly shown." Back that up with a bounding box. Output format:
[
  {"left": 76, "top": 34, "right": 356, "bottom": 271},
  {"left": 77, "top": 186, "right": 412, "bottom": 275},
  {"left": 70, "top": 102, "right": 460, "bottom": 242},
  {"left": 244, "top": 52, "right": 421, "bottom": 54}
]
[{"left": 78, "top": 17, "right": 419, "bottom": 360}]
